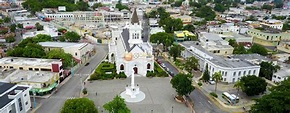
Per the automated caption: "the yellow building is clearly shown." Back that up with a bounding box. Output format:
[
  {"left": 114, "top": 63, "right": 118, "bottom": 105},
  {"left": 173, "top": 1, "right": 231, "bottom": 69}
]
[
  {"left": 171, "top": 15, "right": 192, "bottom": 24},
  {"left": 174, "top": 30, "right": 195, "bottom": 41},
  {"left": 247, "top": 29, "right": 290, "bottom": 46},
  {"left": 277, "top": 42, "right": 290, "bottom": 53}
]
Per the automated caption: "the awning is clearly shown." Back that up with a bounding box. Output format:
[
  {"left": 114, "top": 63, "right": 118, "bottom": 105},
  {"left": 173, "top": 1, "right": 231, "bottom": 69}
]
[{"left": 38, "top": 83, "right": 58, "bottom": 93}]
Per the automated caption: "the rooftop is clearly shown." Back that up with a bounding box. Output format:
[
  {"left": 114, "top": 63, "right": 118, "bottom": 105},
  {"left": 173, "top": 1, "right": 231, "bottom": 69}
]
[
  {"left": 0, "top": 68, "right": 17, "bottom": 80},
  {"left": 9, "top": 70, "right": 57, "bottom": 83},
  {"left": 38, "top": 42, "right": 89, "bottom": 50},
  {"left": 274, "top": 68, "right": 290, "bottom": 78},
  {"left": 0, "top": 82, "right": 15, "bottom": 96},
  {"left": 0, "top": 57, "right": 61, "bottom": 67}
]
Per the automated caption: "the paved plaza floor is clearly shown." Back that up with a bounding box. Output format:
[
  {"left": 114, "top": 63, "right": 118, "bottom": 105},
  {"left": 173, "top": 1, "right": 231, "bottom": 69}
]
[{"left": 86, "top": 77, "right": 191, "bottom": 113}]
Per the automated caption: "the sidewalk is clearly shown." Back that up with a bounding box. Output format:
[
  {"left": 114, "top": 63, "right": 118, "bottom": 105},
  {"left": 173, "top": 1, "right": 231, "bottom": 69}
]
[{"left": 161, "top": 53, "right": 253, "bottom": 113}]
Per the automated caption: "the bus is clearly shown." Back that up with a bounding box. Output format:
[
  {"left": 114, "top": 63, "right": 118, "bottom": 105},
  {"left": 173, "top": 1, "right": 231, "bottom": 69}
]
[{"left": 222, "top": 92, "right": 239, "bottom": 104}]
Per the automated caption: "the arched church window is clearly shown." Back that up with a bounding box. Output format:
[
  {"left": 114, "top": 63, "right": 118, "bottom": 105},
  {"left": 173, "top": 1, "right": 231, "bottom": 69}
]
[
  {"left": 147, "top": 63, "right": 151, "bottom": 69},
  {"left": 120, "top": 64, "right": 124, "bottom": 70}
]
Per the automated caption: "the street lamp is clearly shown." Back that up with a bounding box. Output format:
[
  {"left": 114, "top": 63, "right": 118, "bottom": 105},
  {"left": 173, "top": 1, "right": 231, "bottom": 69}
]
[
  {"left": 171, "top": 106, "right": 173, "bottom": 113},
  {"left": 33, "top": 91, "right": 36, "bottom": 108}
]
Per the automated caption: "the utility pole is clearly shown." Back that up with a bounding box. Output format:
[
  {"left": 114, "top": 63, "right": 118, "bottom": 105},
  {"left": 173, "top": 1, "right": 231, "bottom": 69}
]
[{"left": 71, "top": 59, "right": 74, "bottom": 76}]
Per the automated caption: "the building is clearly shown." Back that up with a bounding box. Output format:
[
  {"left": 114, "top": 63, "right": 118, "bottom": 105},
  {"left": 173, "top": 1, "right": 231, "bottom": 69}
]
[
  {"left": 43, "top": 9, "right": 105, "bottom": 26},
  {"left": 199, "top": 32, "right": 234, "bottom": 55},
  {"left": 0, "top": 82, "right": 31, "bottom": 113},
  {"left": 272, "top": 68, "right": 290, "bottom": 83},
  {"left": 149, "top": 18, "right": 158, "bottom": 27},
  {"left": 0, "top": 57, "right": 63, "bottom": 75},
  {"left": 38, "top": 42, "right": 95, "bottom": 63},
  {"left": 260, "top": 19, "right": 283, "bottom": 30},
  {"left": 207, "top": 23, "right": 249, "bottom": 34},
  {"left": 171, "top": 15, "right": 192, "bottom": 24},
  {"left": 174, "top": 30, "right": 195, "bottom": 42},
  {"left": 108, "top": 8, "right": 154, "bottom": 76},
  {"left": 180, "top": 41, "right": 265, "bottom": 83},
  {"left": 150, "top": 27, "right": 164, "bottom": 35},
  {"left": 277, "top": 41, "right": 290, "bottom": 53},
  {"left": 247, "top": 28, "right": 290, "bottom": 46},
  {"left": 22, "top": 25, "right": 58, "bottom": 39}
]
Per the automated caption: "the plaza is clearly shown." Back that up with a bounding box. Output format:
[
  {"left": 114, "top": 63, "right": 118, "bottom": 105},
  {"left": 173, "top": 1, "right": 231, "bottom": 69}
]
[{"left": 86, "top": 77, "right": 191, "bottom": 113}]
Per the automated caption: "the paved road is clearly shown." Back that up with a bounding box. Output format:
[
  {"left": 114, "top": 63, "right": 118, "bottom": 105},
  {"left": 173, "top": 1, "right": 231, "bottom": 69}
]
[
  {"left": 190, "top": 88, "right": 227, "bottom": 113},
  {"left": 157, "top": 56, "right": 179, "bottom": 76},
  {"left": 156, "top": 56, "right": 227, "bottom": 113},
  {"left": 36, "top": 44, "right": 108, "bottom": 113}
]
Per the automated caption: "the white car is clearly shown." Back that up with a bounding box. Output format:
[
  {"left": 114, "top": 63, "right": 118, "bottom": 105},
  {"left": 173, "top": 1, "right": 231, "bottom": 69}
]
[
  {"left": 161, "top": 63, "right": 166, "bottom": 68},
  {"left": 209, "top": 81, "right": 215, "bottom": 85}
]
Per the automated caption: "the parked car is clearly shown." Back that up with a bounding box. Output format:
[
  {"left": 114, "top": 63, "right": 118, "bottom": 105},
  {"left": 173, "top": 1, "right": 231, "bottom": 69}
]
[
  {"left": 161, "top": 63, "right": 166, "bottom": 68},
  {"left": 85, "top": 62, "right": 90, "bottom": 66},
  {"left": 157, "top": 60, "right": 162, "bottom": 64},
  {"left": 209, "top": 80, "right": 215, "bottom": 85}
]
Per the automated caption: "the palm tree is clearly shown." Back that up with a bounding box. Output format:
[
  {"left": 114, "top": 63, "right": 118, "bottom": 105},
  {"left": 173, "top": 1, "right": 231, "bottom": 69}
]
[
  {"left": 212, "top": 71, "right": 222, "bottom": 93},
  {"left": 233, "top": 80, "right": 243, "bottom": 95}
]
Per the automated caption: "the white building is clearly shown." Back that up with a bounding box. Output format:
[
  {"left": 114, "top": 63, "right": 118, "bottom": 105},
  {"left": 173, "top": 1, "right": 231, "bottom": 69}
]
[
  {"left": 150, "top": 27, "right": 164, "bottom": 35},
  {"left": 272, "top": 68, "right": 290, "bottom": 83},
  {"left": 22, "top": 25, "right": 58, "bottom": 39},
  {"left": 0, "top": 82, "right": 32, "bottom": 113},
  {"left": 108, "top": 8, "right": 154, "bottom": 76},
  {"left": 207, "top": 23, "right": 249, "bottom": 34},
  {"left": 260, "top": 19, "right": 283, "bottom": 30},
  {"left": 38, "top": 42, "right": 95, "bottom": 63},
  {"left": 180, "top": 41, "right": 266, "bottom": 83},
  {"left": 199, "top": 32, "right": 234, "bottom": 55}
]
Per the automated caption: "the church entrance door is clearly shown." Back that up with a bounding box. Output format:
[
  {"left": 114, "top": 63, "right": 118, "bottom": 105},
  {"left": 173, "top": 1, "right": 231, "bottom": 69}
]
[{"left": 133, "top": 67, "right": 138, "bottom": 74}]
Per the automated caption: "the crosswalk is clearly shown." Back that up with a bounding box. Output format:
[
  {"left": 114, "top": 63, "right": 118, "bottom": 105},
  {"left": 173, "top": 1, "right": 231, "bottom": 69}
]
[{"left": 50, "top": 96, "right": 78, "bottom": 100}]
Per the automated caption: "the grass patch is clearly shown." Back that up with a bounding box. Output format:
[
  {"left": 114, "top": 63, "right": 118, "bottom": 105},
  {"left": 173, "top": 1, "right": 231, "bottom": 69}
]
[
  {"left": 210, "top": 92, "right": 218, "bottom": 98},
  {"left": 147, "top": 62, "right": 169, "bottom": 77},
  {"left": 174, "top": 59, "right": 184, "bottom": 69},
  {"left": 88, "top": 61, "right": 127, "bottom": 81}
]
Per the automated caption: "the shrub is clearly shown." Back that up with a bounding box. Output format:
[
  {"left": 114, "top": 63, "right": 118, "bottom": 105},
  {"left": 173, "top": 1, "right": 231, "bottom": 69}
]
[
  {"left": 198, "top": 82, "right": 202, "bottom": 86},
  {"left": 210, "top": 92, "right": 218, "bottom": 98},
  {"left": 82, "top": 88, "right": 88, "bottom": 94},
  {"left": 119, "top": 72, "right": 127, "bottom": 78}
]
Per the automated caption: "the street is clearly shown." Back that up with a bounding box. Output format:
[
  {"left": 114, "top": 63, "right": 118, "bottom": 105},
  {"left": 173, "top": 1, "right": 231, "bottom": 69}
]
[
  {"left": 35, "top": 44, "right": 108, "bottom": 113},
  {"left": 190, "top": 88, "right": 227, "bottom": 113},
  {"left": 156, "top": 56, "right": 227, "bottom": 113}
]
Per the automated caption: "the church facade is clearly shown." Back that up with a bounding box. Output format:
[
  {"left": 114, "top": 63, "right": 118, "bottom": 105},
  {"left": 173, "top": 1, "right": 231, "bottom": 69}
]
[{"left": 108, "top": 8, "right": 154, "bottom": 77}]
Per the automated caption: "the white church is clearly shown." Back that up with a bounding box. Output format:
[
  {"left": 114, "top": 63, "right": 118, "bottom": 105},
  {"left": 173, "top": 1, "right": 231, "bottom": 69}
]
[{"left": 108, "top": 8, "right": 154, "bottom": 77}]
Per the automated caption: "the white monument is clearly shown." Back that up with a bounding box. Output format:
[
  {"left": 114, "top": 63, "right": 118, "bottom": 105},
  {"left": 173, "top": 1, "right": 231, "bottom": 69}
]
[{"left": 120, "top": 68, "right": 145, "bottom": 102}]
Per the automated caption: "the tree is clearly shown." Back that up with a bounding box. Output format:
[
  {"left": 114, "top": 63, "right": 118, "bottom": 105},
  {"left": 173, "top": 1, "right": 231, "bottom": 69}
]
[
  {"left": 150, "top": 32, "right": 174, "bottom": 51},
  {"left": 61, "top": 98, "right": 98, "bottom": 113},
  {"left": 233, "top": 45, "right": 248, "bottom": 54},
  {"left": 261, "top": 4, "right": 273, "bottom": 10},
  {"left": 6, "top": 47, "right": 24, "bottom": 57},
  {"left": 9, "top": 24, "right": 17, "bottom": 32},
  {"left": 259, "top": 61, "right": 280, "bottom": 80},
  {"left": 240, "top": 75, "right": 267, "bottom": 96},
  {"left": 115, "top": 1, "right": 129, "bottom": 11},
  {"left": 183, "top": 24, "right": 195, "bottom": 32},
  {"left": 248, "top": 44, "right": 268, "bottom": 56},
  {"left": 4, "top": 17, "right": 11, "bottom": 23},
  {"left": 172, "top": 0, "right": 183, "bottom": 7},
  {"left": 161, "top": 18, "right": 183, "bottom": 33},
  {"left": 5, "top": 36, "right": 16, "bottom": 43},
  {"left": 35, "top": 22, "right": 43, "bottom": 31},
  {"left": 202, "top": 64, "right": 210, "bottom": 82},
  {"left": 76, "top": 1, "right": 89, "bottom": 11},
  {"left": 169, "top": 44, "right": 184, "bottom": 61},
  {"left": 46, "top": 49, "right": 74, "bottom": 68},
  {"left": 33, "top": 34, "right": 52, "bottom": 42},
  {"left": 59, "top": 36, "right": 66, "bottom": 42},
  {"left": 148, "top": 10, "right": 158, "bottom": 18},
  {"left": 250, "top": 78, "right": 290, "bottom": 113},
  {"left": 170, "top": 74, "right": 195, "bottom": 100},
  {"left": 92, "top": 3, "right": 103, "bottom": 9},
  {"left": 233, "top": 80, "right": 243, "bottom": 95},
  {"left": 64, "top": 31, "right": 81, "bottom": 42},
  {"left": 214, "top": 3, "right": 226, "bottom": 12},
  {"left": 184, "top": 56, "right": 199, "bottom": 72},
  {"left": 228, "top": 39, "right": 238, "bottom": 47},
  {"left": 195, "top": 6, "right": 216, "bottom": 21},
  {"left": 17, "top": 23, "right": 23, "bottom": 29},
  {"left": 212, "top": 71, "right": 222, "bottom": 93},
  {"left": 103, "top": 95, "right": 130, "bottom": 113}
]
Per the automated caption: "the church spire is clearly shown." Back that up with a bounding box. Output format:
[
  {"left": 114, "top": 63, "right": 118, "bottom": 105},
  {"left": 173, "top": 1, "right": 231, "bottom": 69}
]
[{"left": 131, "top": 8, "right": 139, "bottom": 24}]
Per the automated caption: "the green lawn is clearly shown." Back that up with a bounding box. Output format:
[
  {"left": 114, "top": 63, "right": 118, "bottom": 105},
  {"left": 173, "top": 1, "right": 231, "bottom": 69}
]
[
  {"left": 147, "top": 62, "right": 168, "bottom": 77},
  {"left": 89, "top": 61, "right": 126, "bottom": 80}
]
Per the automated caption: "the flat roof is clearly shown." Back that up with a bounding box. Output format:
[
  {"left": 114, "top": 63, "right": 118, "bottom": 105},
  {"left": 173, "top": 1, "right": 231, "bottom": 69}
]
[
  {"left": 0, "top": 82, "right": 15, "bottom": 95},
  {"left": 9, "top": 70, "right": 57, "bottom": 83},
  {"left": 180, "top": 41, "right": 260, "bottom": 68},
  {"left": 38, "top": 42, "right": 89, "bottom": 50},
  {"left": 274, "top": 68, "right": 290, "bottom": 78},
  {"left": 201, "top": 32, "right": 223, "bottom": 41},
  {"left": 0, "top": 57, "right": 61, "bottom": 67}
]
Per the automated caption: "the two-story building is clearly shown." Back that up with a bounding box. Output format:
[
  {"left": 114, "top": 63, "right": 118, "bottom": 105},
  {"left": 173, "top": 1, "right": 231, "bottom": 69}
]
[
  {"left": 174, "top": 30, "right": 195, "bottom": 42},
  {"left": 247, "top": 28, "right": 290, "bottom": 46},
  {"left": 260, "top": 19, "right": 283, "bottom": 30},
  {"left": 199, "top": 32, "right": 234, "bottom": 55},
  {"left": 38, "top": 42, "right": 95, "bottom": 63},
  {"left": 0, "top": 82, "right": 31, "bottom": 113}
]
